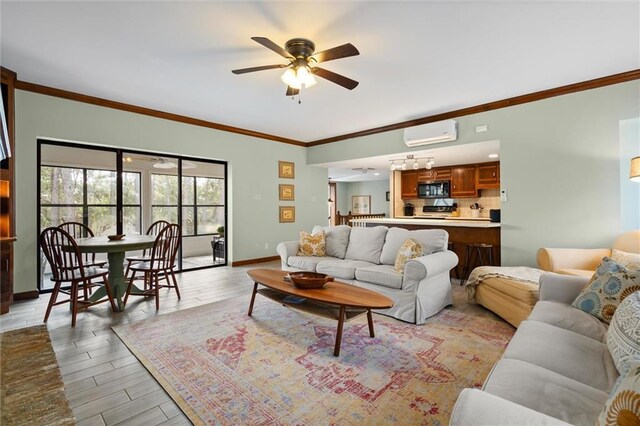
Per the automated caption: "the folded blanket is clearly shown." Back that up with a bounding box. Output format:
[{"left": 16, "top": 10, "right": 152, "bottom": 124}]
[{"left": 465, "top": 266, "right": 544, "bottom": 300}]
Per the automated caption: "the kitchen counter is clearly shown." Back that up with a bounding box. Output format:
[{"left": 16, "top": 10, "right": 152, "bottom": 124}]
[{"left": 351, "top": 217, "right": 500, "bottom": 228}]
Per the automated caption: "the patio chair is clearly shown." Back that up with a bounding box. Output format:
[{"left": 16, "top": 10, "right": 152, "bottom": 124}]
[
  {"left": 123, "top": 223, "right": 181, "bottom": 310},
  {"left": 40, "top": 227, "right": 117, "bottom": 326}
]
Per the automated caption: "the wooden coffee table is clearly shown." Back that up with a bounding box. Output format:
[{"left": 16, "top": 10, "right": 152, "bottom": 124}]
[{"left": 246, "top": 269, "right": 394, "bottom": 356}]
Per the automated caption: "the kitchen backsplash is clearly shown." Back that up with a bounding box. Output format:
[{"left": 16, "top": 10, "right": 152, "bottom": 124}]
[{"left": 408, "top": 189, "right": 500, "bottom": 218}]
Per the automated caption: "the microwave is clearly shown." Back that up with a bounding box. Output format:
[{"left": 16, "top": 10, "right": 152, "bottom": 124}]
[{"left": 418, "top": 180, "right": 451, "bottom": 198}]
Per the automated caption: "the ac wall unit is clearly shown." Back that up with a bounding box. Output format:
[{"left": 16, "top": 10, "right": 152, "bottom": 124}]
[{"left": 404, "top": 119, "right": 458, "bottom": 147}]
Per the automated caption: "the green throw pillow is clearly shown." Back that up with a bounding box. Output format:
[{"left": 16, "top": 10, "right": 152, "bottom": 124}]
[{"left": 571, "top": 258, "right": 640, "bottom": 324}]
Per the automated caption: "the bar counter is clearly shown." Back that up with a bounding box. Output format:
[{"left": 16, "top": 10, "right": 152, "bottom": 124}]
[{"left": 350, "top": 217, "right": 501, "bottom": 270}]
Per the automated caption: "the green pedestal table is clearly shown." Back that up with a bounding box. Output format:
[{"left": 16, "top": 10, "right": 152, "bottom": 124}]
[{"left": 74, "top": 235, "right": 156, "bottom": 311}]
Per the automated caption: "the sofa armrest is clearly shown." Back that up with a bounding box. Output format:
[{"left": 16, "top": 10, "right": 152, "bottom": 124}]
[
  {"left": 539, "top": 272, "right": 590, "bottom": 304},
  {"left": 404, "top": 250, "right": 458, "bottom": 290},
  {"left": 536, "top": 247, "right": 611, "bottom": 272},
  {"left": 450, "top": 389, "right": 571, "bottom": 426},
  {"left": 276, "top": 241, "right": 299, "bottom": 267}
]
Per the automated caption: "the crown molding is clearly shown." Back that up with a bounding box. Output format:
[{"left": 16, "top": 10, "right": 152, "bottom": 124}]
[{"left": 307, "top": 69, "right": 640, "bottom": 146}]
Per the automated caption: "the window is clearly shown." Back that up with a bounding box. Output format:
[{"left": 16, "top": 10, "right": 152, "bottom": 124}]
[
  {"left": 182, "top": 176, "right": 225, "bottom": 236},
  {"left": 151, "top": 173, "right": 179, "bottom": 225},
  {"left": 40, "top": 166, "right": 141, "bottom": 236}
]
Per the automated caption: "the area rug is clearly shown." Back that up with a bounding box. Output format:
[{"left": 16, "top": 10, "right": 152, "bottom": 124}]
[
  {"left": 113, "top": 288, "right": 515, "bottom": 425},
  {"left": 1, "top": 324, "right": 75, "bottom": 425}
]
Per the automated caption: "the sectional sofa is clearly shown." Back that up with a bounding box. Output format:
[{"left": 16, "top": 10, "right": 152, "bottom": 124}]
[
  {"left": 276, "top": 225, "right": 459, "bottom": 324},
  {"left": 451, "top": 272, "right": 638, "bottom": 425}
]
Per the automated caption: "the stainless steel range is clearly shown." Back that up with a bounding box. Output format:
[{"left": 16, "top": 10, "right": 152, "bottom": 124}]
[{"left": 414, "top": 205, "right": 455, "bottom": 219}]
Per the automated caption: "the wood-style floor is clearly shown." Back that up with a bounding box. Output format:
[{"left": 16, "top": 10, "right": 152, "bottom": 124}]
[{"left": 0, "top": 261, "right": 280, "bottom": 426}]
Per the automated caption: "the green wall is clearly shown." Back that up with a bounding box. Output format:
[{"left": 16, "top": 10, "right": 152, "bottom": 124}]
[
  {"left": 13, "top": 90, "right": 328, "bottom": 293},
  {"left": 336, "top": 180, "right": 391, "bottom": 217},
  {"left": 309, "top": 81, "right": 640, "bottom": 267}
]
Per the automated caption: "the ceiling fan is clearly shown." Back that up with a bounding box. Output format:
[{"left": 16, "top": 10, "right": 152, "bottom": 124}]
[
  {"left": 232, "top": 37, "right": 360, "bottom": 96},
  {"left": 352, "top": 167, "right": 375, "bottom": 174}
]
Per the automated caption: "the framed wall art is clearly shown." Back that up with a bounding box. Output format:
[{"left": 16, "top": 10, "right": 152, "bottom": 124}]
[
  {"left": 279, "top": 184, "right": 295, "bottom": 201},
  {"left": 351, "top": 195, "right": 371, "bottom": 214},
  {"left": 278, "top": 161, "right": 295, "bottom": 179},
  {"left": 279, "top": 206, "right": 295, "bottom": 223}
]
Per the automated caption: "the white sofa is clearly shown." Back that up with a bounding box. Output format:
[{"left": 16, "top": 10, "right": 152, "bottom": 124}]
[
  {"left": 276, "top": 225, "right": 459, "bottom": 324},
  {"left": 451, "top": 272, "right": 628, "bottom": 426}
]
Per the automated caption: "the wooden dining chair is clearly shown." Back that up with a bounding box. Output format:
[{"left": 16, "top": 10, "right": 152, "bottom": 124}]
[
  {"left": 58, "top": 222, "right": 107, "bottom": 268},
  {"left": 123, "top": 223, "right": 181, "bottom": 310},
  {"left": 124, "top": 220, "right": 169, "bottom": 280},
  {"left": 40, "top": 227, "right": 117, "bottom": 326}
]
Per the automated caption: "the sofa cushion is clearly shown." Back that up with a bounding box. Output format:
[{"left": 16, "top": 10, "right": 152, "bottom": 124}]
[
  {"left": 379, "top": 227, "right": 448, "bottom": 265},
  {"left": 484, "top": 358, "right": 609, "bottom": 426},
  {"left": 556, "top": 268, "right": 597, "bottom": 278},
  {"left": 597, "top": 360, "right": 640, "bottom": 426},
  {"left": 571, "top": 258, "right": 640, "bottom": 323},
  {"left": 287, "top": 256, "right": 335, "bottom": 272},
  {"left": 607, "top": 290, "right": 640, "bottom": 375},
  {"left": 502, "top": 320, "right": 619, "bottom": 392},
  {"left": 312, "top": 225, "right": 351, "bottom": 259},
  {"left": 297, "top": 230, "right": 326, "bottom": 257},
  {"left": 528, "top": 301, "right": 608, "bottom": 342},
  {"left": 344, "top": 226, "right": 388, "bottom": 264},
  {"left": 611, "top": 249, "right": 640, "bottom": 269},
  {"left": 394, "top": 239, "right": 424, "bottom": 272},
  {"left": 355, "top": 265, "right": 403, "bottom": 290},
  {"left": 479, "top": 276, "right": 540, "bottom": 308},
  {"left": 316, "top": 259, "right": 376, "bottom": 280}
]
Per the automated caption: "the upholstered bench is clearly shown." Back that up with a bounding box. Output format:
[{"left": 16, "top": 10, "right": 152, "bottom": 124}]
[{"left": 465, "top": 266, "right": 544, "bottom": 327}]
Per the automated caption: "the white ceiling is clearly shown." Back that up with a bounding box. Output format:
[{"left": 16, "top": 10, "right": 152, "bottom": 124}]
[{"left": 1, "top": 1, "right": 638, "bottom": 144}]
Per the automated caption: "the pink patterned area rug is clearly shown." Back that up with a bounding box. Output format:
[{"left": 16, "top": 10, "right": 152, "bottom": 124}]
[{"left": 113, "top": 288, "right": 515, "bottom": 425}]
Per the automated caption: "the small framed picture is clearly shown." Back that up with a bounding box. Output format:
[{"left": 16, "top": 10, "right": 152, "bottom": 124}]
[
  {"left": 351, "top": 195, "right": 371, "bottom": 214},
  {"left": 279, "top": 206, "right": 295, "bottom": 223},
  {"left": 279, "top": 184, "right": 295, "bottom": 201},
  {"left": 278, "top": 161, "right": 295, "bottom": 179}
]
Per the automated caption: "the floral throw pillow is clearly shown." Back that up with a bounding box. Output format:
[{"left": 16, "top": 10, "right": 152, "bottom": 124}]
[
  {"left": 596, "top": 361, "right": 640, "bottom": 426},
  {"left": 297, "top": 230, "right": 326, "bottom": 257},
  {"left": 394, "top": 239, "right": 424, "bottom": 273},
  {"left": 571, "top": 258, "right": 640, "bottom": 323},
  {"left": 607, "top": 290, "right": 640, "bottom": 375}
]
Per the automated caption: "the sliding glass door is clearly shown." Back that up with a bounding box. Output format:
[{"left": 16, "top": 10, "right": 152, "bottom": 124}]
[{"left": 38, "top": 141, "right": 227, "bottom": 292}]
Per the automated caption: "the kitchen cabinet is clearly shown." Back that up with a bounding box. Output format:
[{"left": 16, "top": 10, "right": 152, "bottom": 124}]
[
  {"left": 476, "top": 162, "right": 500, "bottom": 189},
  {"left": 417, "top": 167, "right": 451, "bottom": 181},
  {"left": 400, "top": 170, "right": 418, "bottom": 198},
  {"left": 451, "top": 166, "right": 478, "bottom": 197}
]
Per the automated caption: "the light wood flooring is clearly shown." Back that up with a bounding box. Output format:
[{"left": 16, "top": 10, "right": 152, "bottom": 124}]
[{"left": 0, "top": 261, "right": 281, "bottom": 426}]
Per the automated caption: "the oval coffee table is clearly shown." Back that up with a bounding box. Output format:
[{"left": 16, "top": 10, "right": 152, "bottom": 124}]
[{"left": 247, "top": 268, "right": 394, "bottom": 356}]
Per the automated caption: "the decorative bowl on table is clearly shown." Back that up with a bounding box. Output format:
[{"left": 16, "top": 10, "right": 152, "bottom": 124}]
[
  {"left": 107, "top": 234, "right": 126, "bottom": 241},
  {"left": 287, "top": 272, "right": 334, "bottom": 289}
]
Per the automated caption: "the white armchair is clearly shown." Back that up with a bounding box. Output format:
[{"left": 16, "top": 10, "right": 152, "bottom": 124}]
[{"left": 536, "top": 230, "right": 640, "bottom": 278}]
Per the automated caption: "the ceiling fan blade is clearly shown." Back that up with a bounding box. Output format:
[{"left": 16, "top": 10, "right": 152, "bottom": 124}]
[
  {"left": 311, "top": 43, "right": 359, "bottom": 63},
  {"left": 251, "top": 37, "right": 293, "bottom": 59},
  {"left": 232, "top": 64, "right": 287, "bottom": 74},
  {"left": 312, "top": 67, "right": 359, "bottom": 90},
  {"left": 285, "top": 86, "right": 300, "bottom": 96}
]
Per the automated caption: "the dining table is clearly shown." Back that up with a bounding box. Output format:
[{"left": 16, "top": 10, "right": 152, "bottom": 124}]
[{"left": 74, "top": 234, "right": 156, "bottom": 311}]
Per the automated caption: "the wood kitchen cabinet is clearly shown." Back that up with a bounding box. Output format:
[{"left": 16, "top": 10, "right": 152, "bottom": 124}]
[
  {"left": 418, "top": 167, "right": 451, "bottom": 181},
  {"left": 476, "top": 162, "right": 500, "bottom": 189},
  {"left": 400, "top": 170, "right": 418, "bottom": 198},
  {"left": 1, "top": 67, "right": 16, "bottom": 315},
  {"left": 451, "top": 166, "right": 478, "bottom": 197}
]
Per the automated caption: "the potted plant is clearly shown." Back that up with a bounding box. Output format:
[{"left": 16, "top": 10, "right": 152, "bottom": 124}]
[{"left": 217, "top": 225, "right": 225, "bottom": 238}]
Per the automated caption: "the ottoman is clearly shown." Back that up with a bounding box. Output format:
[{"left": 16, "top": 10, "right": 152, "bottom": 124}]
[{"left": 466, "top": 267, "right": 544, "bottom": 327}]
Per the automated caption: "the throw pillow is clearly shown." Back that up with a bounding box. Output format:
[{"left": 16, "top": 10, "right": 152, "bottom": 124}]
[
  {"left": 607, "top": 290, "right": 640, "bottom": 375},
  {"left": 596, "top": 361, "right": 640, "bottom": 426},
  {"left": 571, "top": 258, "right": 640, "bottom": 323},
  {"left": 394, "top": 239, "right": 424, "bottom": 272},
  {"left": 612, "top": 249, "right": 640, "bottom": 269},
  {"left": 297, "top": 230, "right": 326, "bottom": 257}
]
